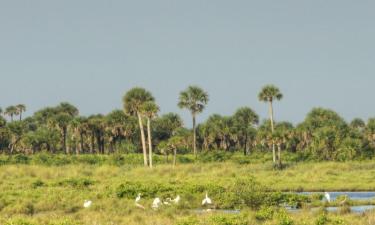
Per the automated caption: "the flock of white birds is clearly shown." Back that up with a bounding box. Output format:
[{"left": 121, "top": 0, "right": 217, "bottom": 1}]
[
  {"left": 82, "top": 192, "right": 212, "bottom": 210},
  {"left": 82, "top": 192, "right": 337, "bottom": 210}
]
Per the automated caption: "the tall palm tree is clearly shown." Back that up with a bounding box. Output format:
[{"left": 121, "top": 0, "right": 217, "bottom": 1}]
[
  {"left": 258, "top": 85, "right": 283, "bottom": 163},
  {"left": 123, "top": 87, "right": 155, "bottom": 167},
  {"left": 178, "top": 86, "right": 209, "bottom": 157},
  {"left": 141, "top": 101, "right": 159, "bottom": 168},
  {"left": 16, "top": 104, "right": 26, "bottom": 121},
  {"left": 5, "top": 106, "right": 18, "bottom": 122}
]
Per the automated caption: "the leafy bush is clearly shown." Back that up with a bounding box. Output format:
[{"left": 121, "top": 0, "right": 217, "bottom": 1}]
[
  {"left": 56, "top": 178, "right": 94, "bottom": 188},
  {"left": 198, "top": 151, "right": 233, "bottom": 163},
  {"left": 209, "top": 214, "right": 248, "bottom": 225},
  {"left": 255, "top": 206, "right": 275, "bottom": 220},
  {"left": 315, "top": 213, "right": 329, "bottom": 225},
  {"left": 32, "top": 179, "right": 45, "bottom": 188}
]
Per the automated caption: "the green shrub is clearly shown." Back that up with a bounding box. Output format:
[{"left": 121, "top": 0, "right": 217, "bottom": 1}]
[
  {"left": 10, "top": 154, "right": 30, "bottom": 164},
  {"left": 56, "top": 178, "right": 94, "bottom": 188},
  {"left": 209, "top": 214, "right": 248, "bottom": 225},
  {"left": 277, "top": 211, "right": 294, "bottom": 225},
  {"left": 255, "top": 206, "right": 275, "bottom": 220},
  {"left": 32, "top": 179, "right": 45, "bottom": 188},
  {"left": 176, "top": 217, "right": 200, "bottom": 225},
  {"left": 315, "top": 213, "right": 329, "bottom": 225}
]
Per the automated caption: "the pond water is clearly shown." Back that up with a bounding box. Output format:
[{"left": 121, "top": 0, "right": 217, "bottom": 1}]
[
  {"left": 299, "top": 192, "right": 375, "bottom": 201},
  {"left": 326, "top": 205, "right": 375, "bottom": 213}
]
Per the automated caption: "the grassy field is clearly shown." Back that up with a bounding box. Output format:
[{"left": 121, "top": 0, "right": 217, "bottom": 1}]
[{"left": 1, "top": 154, "right": 375, "bottom": 224}]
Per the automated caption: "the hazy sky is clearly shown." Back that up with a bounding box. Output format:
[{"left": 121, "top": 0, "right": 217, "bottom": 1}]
[{"left": 0, "top": 1, "right": 374, "bottom": 125}]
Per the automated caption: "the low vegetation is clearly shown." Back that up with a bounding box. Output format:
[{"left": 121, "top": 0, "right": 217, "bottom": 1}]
[{"left": 0, "top": 156, "right": 374, "bottom": 224}]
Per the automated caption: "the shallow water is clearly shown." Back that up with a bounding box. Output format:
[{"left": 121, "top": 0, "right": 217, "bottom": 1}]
[
  {"left": 299, "top": 192, "right": 375, "bottom": 201},
  {"left": 326, "top": 205, "right": 375, "bottom": 213},
  {"left": 288, "top": 205, "right": 375, "bottom": 214}
]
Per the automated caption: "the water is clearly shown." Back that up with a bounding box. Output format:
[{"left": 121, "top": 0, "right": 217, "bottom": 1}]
[
  {"left": 326, "top": 205, "right": 375, "bottom": 213},
  {"left": 299, "top": 192, "right": 375, "bottom": 201},
  {"left": 288, "top": 205, "right": 375, "bottom": 214}
]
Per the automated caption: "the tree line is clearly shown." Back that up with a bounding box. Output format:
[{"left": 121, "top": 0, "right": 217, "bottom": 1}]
[{"left": 0, "top": 85, "right": 374, "bottom": 167}]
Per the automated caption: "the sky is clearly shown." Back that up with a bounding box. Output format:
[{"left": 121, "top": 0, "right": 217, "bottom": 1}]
[{"left": 0, "top": 0, "right": 374, "bottom": 126}]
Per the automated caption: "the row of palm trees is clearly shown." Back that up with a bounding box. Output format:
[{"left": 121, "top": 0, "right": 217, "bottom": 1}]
[
  {"left": 1, "top": 105, "right": 26, "bottom": 122},
  {"left": 1, "top": 84, "right": 374, "bottom": 167},
  {"left": 123, "top": 85, "right": 283, "bottom": 168}
]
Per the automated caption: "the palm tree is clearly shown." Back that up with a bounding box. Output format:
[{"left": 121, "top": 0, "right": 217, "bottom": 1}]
[
  {"left": 16, "top": 104, "right": 26, "bottom": 121},
  {"left": 123, "top": 87, "right": 155, "bottom": 167},
  {"left": 258, "top": 85, "right": 283, "bottom": 163},
  {"left": 233, "top": 107, "right": 259, "bottom": 155},
  {"left": 141, "top": 101, "right": 160, "bottom": 168},
  {"left": 5, "top": 106, "right": 18, "bottom": 122},
  {"left": 178, "top": 86, "right": 209, "bottom": 157}
]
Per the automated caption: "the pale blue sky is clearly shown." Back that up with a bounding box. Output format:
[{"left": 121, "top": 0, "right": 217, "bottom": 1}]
[{"left": 0, "top": 1, "right": 374, "bottom": 125}]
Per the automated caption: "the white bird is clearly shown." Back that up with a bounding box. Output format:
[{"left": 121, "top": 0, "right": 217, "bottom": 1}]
[
  {"left": 83, "top": 200, "right": 92, "bottom": 208},
  {"left": 172, "top": 195, "right": 181, "bottom": 204},
  {"left": 324, "top": 192, "right": 331, "bottom": 203},
  {"left": 135, "top": 193, "right": 145, "bottom": 209},
  {"left": 152, "top": 198, "right": 162, "bottom": 210},
  {"left": 340, "top": 195, "right": 348, "bottom": 206},
  {"left": 202, "top": 192, "right": 212, "bottom": 206},
  {"left": 163, "top": 198, "right": 172, "bottom": 205},
  {"left": 135, "top": 193, "right": 142, "bottom": 204}
]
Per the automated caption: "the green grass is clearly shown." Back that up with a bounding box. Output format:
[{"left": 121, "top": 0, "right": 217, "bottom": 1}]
[{"left": 1, "top": 154, "right": 375, "bottom": 224}]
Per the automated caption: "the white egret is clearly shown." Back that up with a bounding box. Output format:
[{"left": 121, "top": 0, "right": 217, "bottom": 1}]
[
  {"left": 172, "top": 195, "right": 181, "bottom": 204},
  {"left": 83, "top": 200, "right": 92, "bottom": 208},
  {"left": 324, "top": 192, "right": 331, "bottom": 203},
  {"left": 152, "top": 198, "right": 162, "bottom": 210},
  {"left": 135, "top": 193, "right": 142, "bottom": 204},
  {"left": 340, "top": 196, "right": 348, "bottom": 206},
  {"left": 202, "top": 192, "right": 212, "bottom": 206},
  {"left": 135, "top": 193, "right": 145, "bottom": 209}
]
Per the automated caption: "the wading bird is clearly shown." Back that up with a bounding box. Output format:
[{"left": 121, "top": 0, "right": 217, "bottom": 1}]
[
  {"left": 324, "top": 192, "right": 331, "bottom": 203},
  {"left": 340, "top": 195, "right": 348, "bottom": 206},
  {"left": 152, "top": 198, "right": 162, "bottom": 210},
  {"left": 202, "top": 192, "right": 212, "bottom": 206},
  {"left": 135, "top": 193, "right": 145, "bottom": 209},
  {"left": 83, "top": 200, "right": 92, "bottom": 208},
  {"left": 173, "top": 195, "right": 181, "bottom": 204}
]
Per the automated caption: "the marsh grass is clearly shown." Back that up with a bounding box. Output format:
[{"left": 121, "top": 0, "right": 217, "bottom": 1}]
[{"left": 1, "top": 155, "right": 375, "bottom": 224}]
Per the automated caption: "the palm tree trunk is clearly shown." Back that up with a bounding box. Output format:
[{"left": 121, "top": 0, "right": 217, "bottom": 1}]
[
  {"left": 192, "top": 114, "right": 197, "bottom": 157},
  {"left": 80, "top": 133, "right": 84, "bottom": 153},
  {"left": 268, "top": 101, "right": 276, "bottom": 163},
  {"left": 147, "top": 117, "right": 153, "bottom": 168},
  {"left": 173, "top": 147, "right": 177, "bottom": 168},
  {"left": 277, "top": 144, "right": 282, "bottom": 168},
  {"left": 19, "top": 113, "right": 22, "bottom": 121},
  {"left": 137, "top": 112, "right": 148, "bottom": 167},
  {"left": 63, "top": 128, "right": 68, "bottom": 154},
  {"left": 244, "top": 133, "right": 248, "bottom": 156}
]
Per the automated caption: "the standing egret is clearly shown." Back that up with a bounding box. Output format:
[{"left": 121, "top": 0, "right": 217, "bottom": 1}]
[
  {"left": 172, "top": 195, "right": 181, "bottom": 204},
  {"left": 152, "top": 198, "right": 162, "bottom": 210},
  {"left": 135, "top": 193, "right": 142, "bottom": 204},
  {"left": 202, "top": 192, "right": 212, "bottom": 206},
  {"left": 340, "top": 196, "right": 348, "bottom": 206},
  {"left": 135, "top": 193, "right": 145, "bottom": 209},
  {"left": 324, "top": 192, "right": 331, "bottom": 203},
  {"left": 83, "top": 200, "right": 92, "bottom": 208}
]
